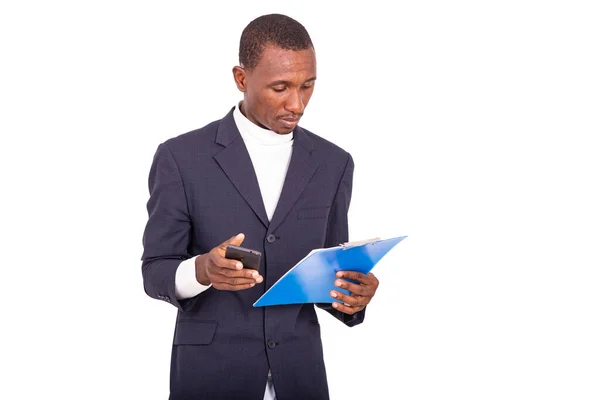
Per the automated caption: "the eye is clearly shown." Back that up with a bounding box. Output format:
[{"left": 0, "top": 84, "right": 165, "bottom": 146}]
[
  {"left": 301, "top": 84, "right": 314, "bottom": 90},
  {"left": 272, "top": 87, "right": 286, "bottom": 93}
]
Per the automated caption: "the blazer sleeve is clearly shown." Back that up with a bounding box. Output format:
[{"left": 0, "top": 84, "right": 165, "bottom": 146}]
[
  {"left": 316, "top": 153, "right": 366, "bottom": 327},
  {"left": 140, "top": 143, "right": 199, "bottom": 312}
]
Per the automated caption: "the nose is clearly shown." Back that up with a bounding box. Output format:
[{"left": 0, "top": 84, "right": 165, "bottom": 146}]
[{"left": 284, "top": 89, "right": 304, "bottom": 115}]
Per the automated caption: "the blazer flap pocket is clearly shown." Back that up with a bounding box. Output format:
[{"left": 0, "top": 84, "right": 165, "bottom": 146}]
[
  {"left": 174, "top": 321, "right": 218, "bottom": 345},
  {"left": 297, "top": 207, "right": 330, "bottom": 220}
]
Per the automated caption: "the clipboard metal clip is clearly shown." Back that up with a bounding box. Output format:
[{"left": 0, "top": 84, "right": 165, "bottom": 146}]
[{"left": 340, "top": 237, "right": 381, "bottom": 249}]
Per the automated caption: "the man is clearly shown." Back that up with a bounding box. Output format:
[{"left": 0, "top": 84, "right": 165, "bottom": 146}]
[{"left": 141, "top": 14, "right": 380, "bottom": 400}]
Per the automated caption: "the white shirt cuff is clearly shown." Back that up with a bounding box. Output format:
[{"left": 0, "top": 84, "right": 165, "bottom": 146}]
[{"left": 175, "top": 256, "right": 212, "bottom": 299}]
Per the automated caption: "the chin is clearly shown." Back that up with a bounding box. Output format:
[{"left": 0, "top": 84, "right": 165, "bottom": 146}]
[
  {"left": 276, "top": 123, "right": 298, "bottom": 135},
  {"left": 270, "top": 125, "right": 292, "bottom": 135}
]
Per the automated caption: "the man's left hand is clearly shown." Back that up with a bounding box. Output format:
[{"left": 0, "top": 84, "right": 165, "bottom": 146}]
[{"left": 330, "top": 271, "right": 379, "bottom": 315}]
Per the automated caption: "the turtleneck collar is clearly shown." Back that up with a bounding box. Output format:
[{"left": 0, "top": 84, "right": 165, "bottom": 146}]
[{"left": 233, "top": 102, "right": 294, "bottom": 146}]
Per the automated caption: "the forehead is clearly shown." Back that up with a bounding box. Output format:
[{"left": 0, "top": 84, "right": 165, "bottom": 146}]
[{"left": 251, "top": 45, "right": 316, "bottom": 82}]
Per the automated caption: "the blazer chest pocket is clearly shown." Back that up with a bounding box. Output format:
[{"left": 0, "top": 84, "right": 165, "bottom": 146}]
[
  {"left": 297, "top": 207, "right": 330, "bottom": 220},
  {"left": 174, "top": 321, "right": 218, "bottom": 345}
]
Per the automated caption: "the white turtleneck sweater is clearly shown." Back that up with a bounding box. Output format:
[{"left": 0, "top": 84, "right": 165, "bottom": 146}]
[{"left": 174, "top": 102, "right": 293, "bottom": 400}]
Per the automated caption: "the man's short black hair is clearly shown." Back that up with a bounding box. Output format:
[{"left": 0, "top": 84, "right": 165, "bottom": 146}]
[{"left": 239, "top": 14, "right": 314, "bottom": 71}]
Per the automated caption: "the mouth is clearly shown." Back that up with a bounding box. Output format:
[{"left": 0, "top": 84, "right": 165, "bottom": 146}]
[{"left": 279, "top": 116, "right": 301, "bottom": 129}]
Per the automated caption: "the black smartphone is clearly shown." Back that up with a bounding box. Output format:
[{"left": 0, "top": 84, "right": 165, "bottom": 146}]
[{"left": 225, "top": 244, "right": 262, "bottom": 270}]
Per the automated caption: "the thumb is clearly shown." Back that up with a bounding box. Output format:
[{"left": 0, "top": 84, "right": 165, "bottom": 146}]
[{"left": 219, "top": 233, "right": 245, "bottom": 249}]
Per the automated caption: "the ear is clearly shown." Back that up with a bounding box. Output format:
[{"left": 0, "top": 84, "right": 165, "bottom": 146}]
[{"left": 232, "top": 66, "right": 247, "bottom": 92}]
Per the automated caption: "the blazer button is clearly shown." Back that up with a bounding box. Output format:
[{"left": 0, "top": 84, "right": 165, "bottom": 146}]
[
  {"left": 266, "top": 234, "right": 277, "bottom": 243},
  {"left": 267, "top": 340, "right": 277, "bottom": 349}
]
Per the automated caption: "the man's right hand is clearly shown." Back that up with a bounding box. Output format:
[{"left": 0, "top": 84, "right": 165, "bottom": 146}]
[{"left": 194, "top": 233, "right": 263, "bottom": 291}]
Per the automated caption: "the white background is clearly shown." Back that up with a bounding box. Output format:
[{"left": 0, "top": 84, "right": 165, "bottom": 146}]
[{"left": 1, "top": 1, "right": 599, "bottom": 399}]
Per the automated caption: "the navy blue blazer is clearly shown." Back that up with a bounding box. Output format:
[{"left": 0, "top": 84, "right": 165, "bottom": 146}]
[{"left": 141, "top": 108, "right": 365, "bottom": 400}]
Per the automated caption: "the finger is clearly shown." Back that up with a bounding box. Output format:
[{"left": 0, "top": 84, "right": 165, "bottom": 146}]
[
  {"left": 333, "top": 278, "right": 371, "bottom": 297},
  {"left": 335, "top": 270, "right": 372, "bottom": 284},
  {"left": 207, "top": 251, "right": 244, "bottom": 271},
  {"left": 216, "top": 267, "right": 264, "bottom": 283},
  {"left": 211, "top": 274, "right": 258, "bottom": 287},
  {"left": 217, "top": 258, "right": 245, "bottom": 271},
  {"left": 213, "top": 281, "right": 257, "bottom": 291},
  {"left": 331, "top": 301, "right": 364, "bottom": 315},
  {"left": 330, "top": 290, "right": 366, "bottom": 308},
  {"left": 221, "top": 256, "right": 247, "bottom": 271},
  {"left": 217, "top": 233, "right": 246, "bottom": 251}
]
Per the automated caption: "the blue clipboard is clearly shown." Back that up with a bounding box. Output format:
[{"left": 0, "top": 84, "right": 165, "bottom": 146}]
[{"left": 253, "top": 235, "right": 407, "bottom": 307}]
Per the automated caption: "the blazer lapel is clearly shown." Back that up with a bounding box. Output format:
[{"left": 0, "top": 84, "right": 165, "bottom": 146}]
[
  {"left": 268, "top": 126, "right": 319, "bottom": 232},
  {"left": 214, "top": 109, "right": 270, "bottom": 228}
]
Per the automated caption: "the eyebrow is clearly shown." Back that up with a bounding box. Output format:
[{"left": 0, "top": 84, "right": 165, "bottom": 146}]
[{"left": 269, "top": 77, "right": 317, "bottom": 86}]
